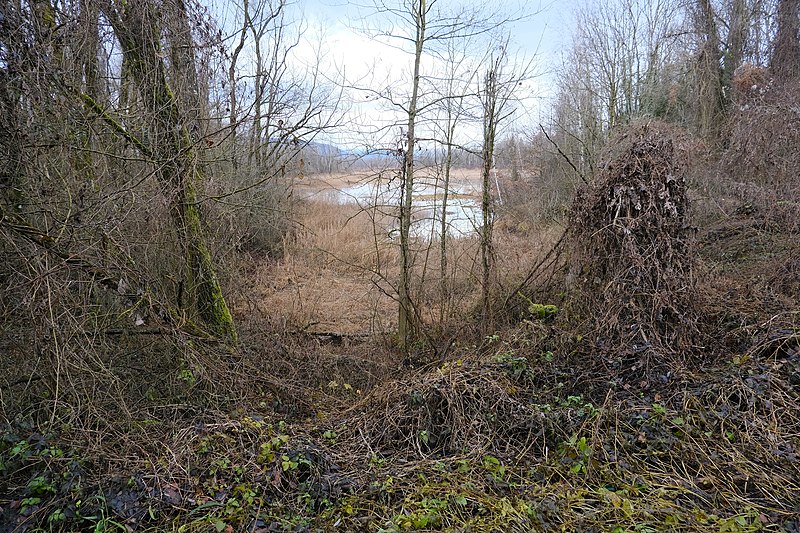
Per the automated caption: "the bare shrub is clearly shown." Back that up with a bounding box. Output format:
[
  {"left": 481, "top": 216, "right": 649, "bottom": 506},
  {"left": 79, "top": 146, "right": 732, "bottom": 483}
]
[{"left": 719, "top": 81, "right": 800, "bottom": 232}]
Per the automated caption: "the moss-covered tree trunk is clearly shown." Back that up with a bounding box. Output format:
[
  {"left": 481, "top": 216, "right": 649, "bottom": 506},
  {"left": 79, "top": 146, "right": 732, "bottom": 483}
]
[{"left": 104, "top": 0, "right": 236, "bottom": 342}]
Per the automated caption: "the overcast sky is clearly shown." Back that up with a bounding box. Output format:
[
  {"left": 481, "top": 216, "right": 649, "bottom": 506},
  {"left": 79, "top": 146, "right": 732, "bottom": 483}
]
[
  {"left": 217, "top": 0, "right": 581, "bottom": 148},
  {"left": 297, "top": 0, "right": 577, "bottom": 58}
]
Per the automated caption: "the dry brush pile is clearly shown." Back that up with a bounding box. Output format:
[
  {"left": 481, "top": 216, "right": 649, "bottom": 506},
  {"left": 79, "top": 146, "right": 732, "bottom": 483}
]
[{"left": 537, "top": 125, "right": 707, "bottom": 376}]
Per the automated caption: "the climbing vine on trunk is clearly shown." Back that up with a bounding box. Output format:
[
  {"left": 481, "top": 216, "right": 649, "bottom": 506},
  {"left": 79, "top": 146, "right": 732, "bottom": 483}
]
[{"left": 102, "top": 0, "right": 236, "bottom": 342}]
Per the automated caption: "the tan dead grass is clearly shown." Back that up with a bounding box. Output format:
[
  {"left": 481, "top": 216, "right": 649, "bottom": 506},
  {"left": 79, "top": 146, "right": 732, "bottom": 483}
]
[
  {"left": 294, "top": 171, "right": 375, "bottom": 194},
  {"left": 248, "top": 201, "right": 395, "bottom": 334},
  {"left": 249, "top": 175, "right": 560, "bottom": 337}
]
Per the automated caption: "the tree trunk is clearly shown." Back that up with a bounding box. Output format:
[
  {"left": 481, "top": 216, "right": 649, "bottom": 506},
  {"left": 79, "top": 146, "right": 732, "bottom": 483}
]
[
  {"left": 105, "top": 0, "right": 237, "bottom": 342},
  {"left": 228, "top": 0, "right": 249, "bottom": 170},
  {"left": 167, "top": 0, "right": 204, "bottom": 136},
  {"left": 80, "top": 0, "right": 104, "bottom": 101},
  {"left": 722, "top": 0, "right": 748, "bottom": 105},
  {"left": 0, "top": 5, "right": 24, "bottom": 208},
  {"left": 771, "top": 0, "right": 800, "bottom": 82},
  {"left": 480, "top": 67, "right": 498, "bottom": 332},
  {"left": 439, "top": 116, "right": 456, "bottom": 326},
  {"left": 398, "top": 0, "right": 426, "bottom": 353},
  {"left": 694, "top": 0, "right": 725, "bottom": 141}
]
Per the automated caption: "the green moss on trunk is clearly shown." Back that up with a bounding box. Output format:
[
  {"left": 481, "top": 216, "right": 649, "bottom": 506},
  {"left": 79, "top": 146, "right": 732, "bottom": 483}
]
[
  {"left": 105, "top": 0, "right": 237, "bottom": 344},
  {"left": 183, "top": 180, "right": 237, "bottom": 342}
]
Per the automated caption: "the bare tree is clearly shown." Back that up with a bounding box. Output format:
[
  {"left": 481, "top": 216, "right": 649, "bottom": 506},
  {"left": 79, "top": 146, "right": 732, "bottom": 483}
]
[
  {"left": 723, "top": 0, "right": 750, "bottom": 98},
  {"left": 548, "top": 0, "right": 684, "bottom": 188},
  {"left": 228, "top": 0, "right": 251, "bottom": 170},
  {"left": 224, "top": 0, "right": 344, "bottom": 184},
  {"left": 429, "top": 36, "right": 480, "bottom": 325},
  {"left": 358, "top": 0, "right": 520, "bottom": 353},
  {"left": 477, "top": 37, "right": 532, "bottom": 331},
  {"left": 212, "top": 0, "right": 345, "bottom": 258},
  {"left": 0, "top": 0, "right": 349, "bottom": 422},
  {"left": 396, "top": 0, "right": 427, "bottom": 353},
  {"left": 692, "top": 0, "right": 726, "bottom": 140},
  {"left": 97, "top": 0, "right": 237, "bottom": 341},
  {"left": 0, "top": 0, "right": 245, "bottom": 425}
]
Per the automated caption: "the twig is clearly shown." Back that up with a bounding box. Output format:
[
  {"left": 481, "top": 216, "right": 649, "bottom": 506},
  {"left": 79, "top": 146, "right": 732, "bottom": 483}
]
[
  {"left": 540, "top": 124, "right": 589, "bottom": 185},
  {"left": 0, "top": 205, "right": 217, "bottom": 342},
  {"left": 503, "top": 229, "right": 567, "bottom": 308},
  {"left": 80, "top": 92, "right": 152, "bottom": 158}
]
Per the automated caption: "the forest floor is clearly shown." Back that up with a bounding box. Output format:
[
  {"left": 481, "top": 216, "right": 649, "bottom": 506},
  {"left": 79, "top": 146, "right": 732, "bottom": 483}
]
[{"left": 1, "top": 176, "right": 799, "bottom": 532}]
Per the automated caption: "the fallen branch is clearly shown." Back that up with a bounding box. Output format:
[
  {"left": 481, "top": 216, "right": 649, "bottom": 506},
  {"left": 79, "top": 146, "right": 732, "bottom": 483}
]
[{"left": 291, "top": 331, "right": 373, "bottom": 344}]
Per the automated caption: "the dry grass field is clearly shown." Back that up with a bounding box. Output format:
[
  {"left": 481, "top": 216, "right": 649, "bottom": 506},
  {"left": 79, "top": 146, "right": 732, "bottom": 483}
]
[
  {"left": 249, "top": 172, "right": 560, "bottom": 337},
  {"left": 294, "top": 168, "right": 485, "bottom": 197}
]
